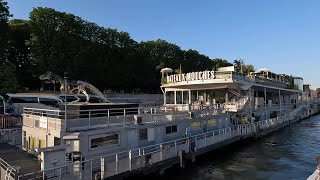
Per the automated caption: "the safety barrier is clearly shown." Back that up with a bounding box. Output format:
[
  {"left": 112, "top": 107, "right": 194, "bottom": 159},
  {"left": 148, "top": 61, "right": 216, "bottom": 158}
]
[{"left": 16, "top": 115, "right": 294, "bottom": 180}]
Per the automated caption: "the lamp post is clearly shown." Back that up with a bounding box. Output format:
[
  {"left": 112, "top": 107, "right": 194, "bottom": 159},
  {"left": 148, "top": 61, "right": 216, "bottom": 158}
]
[{"left": 64, "top": 73, "right": 67, "bottom": 126}]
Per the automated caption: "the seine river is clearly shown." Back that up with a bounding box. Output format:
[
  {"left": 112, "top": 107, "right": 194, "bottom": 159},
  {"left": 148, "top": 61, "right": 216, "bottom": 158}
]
[{"left": 129, "top": 115, "right": 320, "bottom": 180}]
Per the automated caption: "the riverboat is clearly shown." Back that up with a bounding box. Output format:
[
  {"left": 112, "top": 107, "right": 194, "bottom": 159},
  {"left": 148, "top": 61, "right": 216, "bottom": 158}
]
[{"left": 0, "top": 66, "right": 319, "bottom": 180}]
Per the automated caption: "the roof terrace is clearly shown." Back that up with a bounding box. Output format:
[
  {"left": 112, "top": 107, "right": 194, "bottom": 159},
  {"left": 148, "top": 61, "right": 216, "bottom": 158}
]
[{"left": 23, "top": 105, "right": 224, "bottom": 132}]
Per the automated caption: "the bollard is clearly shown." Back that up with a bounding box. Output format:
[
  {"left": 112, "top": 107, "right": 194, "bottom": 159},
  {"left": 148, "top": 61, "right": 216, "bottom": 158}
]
[
  {"left": 179, "top": 150, "right": 186, "bottom": 168},
  {"left": 191, "top": 152, "right": 196, "bottom": 163}
]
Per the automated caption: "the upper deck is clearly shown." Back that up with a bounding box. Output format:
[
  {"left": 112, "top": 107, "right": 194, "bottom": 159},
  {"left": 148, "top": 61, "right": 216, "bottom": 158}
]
[
  {"left": 23, "top": 104, "right": 224, "bottom": 132},
  {"left": 161, "top": 70, "right": 303, "bottom": 93}
]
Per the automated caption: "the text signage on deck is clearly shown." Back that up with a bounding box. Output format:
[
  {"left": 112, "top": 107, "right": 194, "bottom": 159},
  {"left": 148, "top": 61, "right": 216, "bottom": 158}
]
[{"left": 167, "top": 70, "right": 215, "bottom": 83}]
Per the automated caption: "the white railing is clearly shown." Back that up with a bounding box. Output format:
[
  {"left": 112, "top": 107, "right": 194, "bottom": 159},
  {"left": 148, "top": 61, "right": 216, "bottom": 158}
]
[
  {"left": 0, "top": 157, "right": 16, "bottom": 180},
  {"left": 232, "top": 73, "right": 288, "bottom": 89},
  {"left": 23, "top": 105, "right": 224, "bottom": 132},
  {"left": 0, "top": 128, "right": 22, "bottom": 144},
  {"left": 225, "top": 96, "right": 249, "bottom": 112},
  {"left": 163, "top": 104, "right": 223, "bottom": 112},
  {"left": 16, "top": 115, "right": 294, "bottom": 180}
]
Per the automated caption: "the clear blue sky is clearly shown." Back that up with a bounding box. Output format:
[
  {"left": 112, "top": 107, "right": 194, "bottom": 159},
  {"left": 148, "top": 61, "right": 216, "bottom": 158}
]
[{"left": 7, "top": 0, "right": 320, "bottom": 88}]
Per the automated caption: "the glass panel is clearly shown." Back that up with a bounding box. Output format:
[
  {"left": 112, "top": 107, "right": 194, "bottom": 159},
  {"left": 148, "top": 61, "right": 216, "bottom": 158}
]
[
  {"left": 11, "top": 97, "right": 38, "bottom": 103},
  {"left": 183, "top": 91, "right": 189, "bottom": 104},
  {"left": 176, "top": 91, "right": 182, "bottom": 104},
  {"left": 0, "top": 98, "right": 4, "bottom": 114},
  {"left": 166, "top": 91, "right": 174, "bottom": 104},
  {"left": 191, "top": 91, "right": 197, "bottom": 103},
  {"left": 39, "top": 98, "right": 59, "bottom": 107},
  {"left": 172, "top": 125, "right": 177, "bottom": 133},
  {"left": 139, "top": 128, "right": 148, "bottom": 140},
  {"left": 91, "top": 134, "right": 119, "bottom": 148},
  {"left": 166, "top": 126, "right": 171, "bottom": 134}
]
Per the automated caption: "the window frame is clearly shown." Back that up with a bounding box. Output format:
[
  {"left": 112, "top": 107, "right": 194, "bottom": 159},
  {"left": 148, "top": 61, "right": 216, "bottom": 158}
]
[
  {"left": 139, "top": 128, "right": 148, "bottom": 141},
  {"left": 89, "top": 133, "right": 120, "bottom": 150},
  {"left": 165, "top": 125, "right": 178, "bottom": 134}
]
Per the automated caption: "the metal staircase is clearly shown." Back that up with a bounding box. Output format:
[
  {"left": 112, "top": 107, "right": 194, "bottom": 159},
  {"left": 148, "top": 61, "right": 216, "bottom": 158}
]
[
  {"left": 225, "top": 89, "right": 253, "bottom": 112},
  {"left": 228, "top": 89, "right": 241, "bottom": 97}
]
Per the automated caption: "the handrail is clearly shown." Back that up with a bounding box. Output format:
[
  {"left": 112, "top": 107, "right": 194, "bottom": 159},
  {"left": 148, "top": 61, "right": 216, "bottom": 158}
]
[
  {"left": 0, "top": 157, "right": 17, "bottom": 178},
  {"left": 17, "top": 114, "right": 295, "bottom": 180}
]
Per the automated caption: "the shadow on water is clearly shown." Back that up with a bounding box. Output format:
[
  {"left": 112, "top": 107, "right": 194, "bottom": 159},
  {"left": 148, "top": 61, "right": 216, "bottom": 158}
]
[{"left": 125, "top": 115, "right": 320, "bottom": 180}]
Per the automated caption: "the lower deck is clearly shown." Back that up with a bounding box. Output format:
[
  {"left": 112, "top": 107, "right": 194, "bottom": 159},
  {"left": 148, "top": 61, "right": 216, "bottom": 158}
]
[
  {"left": 0, "top": 143, "right": 40, "bottom": 177},
  {"left": 14, "top": 108, "right": 319, "bottom": 180}
]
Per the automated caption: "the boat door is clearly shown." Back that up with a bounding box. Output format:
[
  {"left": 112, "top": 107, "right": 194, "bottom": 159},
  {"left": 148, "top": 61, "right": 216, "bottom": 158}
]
[{"left": 0, "top": 96, "right": 4, "bottom": 115}]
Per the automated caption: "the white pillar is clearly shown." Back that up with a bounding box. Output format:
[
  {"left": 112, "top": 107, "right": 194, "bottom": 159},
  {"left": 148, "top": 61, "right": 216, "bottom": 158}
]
[
  {"left": 225, "top": 91, "right": 229, "bottom": 102},
  {"left": 264, "top": 87, "right": 267, "bottom": 120},
  {"left": 279, "top": 89, "right": 281, "bottom": 116},
  {"left": 249, "top": 88, "right": 252, "bottom": 118},
  {"left": 163, "top": 91, "right": 166, "bottom": 106}
]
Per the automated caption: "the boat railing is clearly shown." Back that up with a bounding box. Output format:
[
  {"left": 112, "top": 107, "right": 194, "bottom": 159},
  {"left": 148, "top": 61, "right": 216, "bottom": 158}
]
[
  {"left": 16, "top": 115, "right": 295, "bottom": 180},
  {"left": 231, "top": 72, "right": 288, "bottom": 89},
  {"left": 0, "top": 157, "right": 17, "bottom": 180},
  {"left": 163, "top": 104, "right": 223, "bottom": 111},
  {"left": 23, "top": 105, "right": 225, "bottom": 131}
]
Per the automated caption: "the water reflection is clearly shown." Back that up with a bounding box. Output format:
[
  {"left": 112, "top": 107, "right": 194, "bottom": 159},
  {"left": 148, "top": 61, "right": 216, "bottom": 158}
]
[{"left": 128, "top": 115, "right": 320, "bottom": 180}]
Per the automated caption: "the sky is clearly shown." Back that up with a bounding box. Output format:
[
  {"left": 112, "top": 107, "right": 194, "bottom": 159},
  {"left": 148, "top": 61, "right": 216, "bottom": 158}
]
[{"left": 6, "top": 0, "right": 320, "bottom": 88}]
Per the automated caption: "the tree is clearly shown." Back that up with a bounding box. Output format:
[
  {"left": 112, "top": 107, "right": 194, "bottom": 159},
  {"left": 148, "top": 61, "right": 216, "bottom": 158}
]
[
  {"left": 0, "top": 0, "right": 10, "bottom": 64},
  {"left": 212, "top": 58, "right": 232, "bottom": 70},
  {"left": 8, "top": 19, "right": 38, "bottom": 89},
  {"left": 233, "top": 59, "right": 243, "bottom": 72},
  {"left": 0, "top": 63, "right": 19, "bottom": 93},
  {"left": 0, "top": 0, "right": 18, "bottom": 93},
  {"left": 234, "top": 59, "right": 255, "bottom": 74},
  {"left": 4, "top": 6, "right": 238, "bottom": 93},
  {"left": 243, "top": 64, "right": 255, "bottom": 74}
]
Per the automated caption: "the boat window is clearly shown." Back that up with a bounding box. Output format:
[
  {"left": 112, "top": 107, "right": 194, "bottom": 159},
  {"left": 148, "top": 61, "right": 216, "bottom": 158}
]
[
  {"left": 0, "top": 97, "right": 4, "bottom": 114},
  {"left": 191, "top": 91, "right": 197, "bottom": 103},
  {"left": 183, "top": 91, "right": 189, "bottom": 104},
  {"left": 39, "top": 98, "right": 60, "bottom": 107},
  {"left": 90, "top": 133, "right": 119, "bottom": 149},
  {"left": 166, "top": 125, "right": 177, "bottom": 134},
  {"left": 54, "top": 137, "right": 61, "bottom": 146},
  {"left": 166, "top": 91, "right": 174, "bottom": 104},
  {"left": 11, "top": 97, "right": 38, "bottom": 103},
  {"left": 176, "top": 91, "right": 182, "bottom": 104},
  {"left": 139, "top": 128, "right": 148, "bottom": 140}
]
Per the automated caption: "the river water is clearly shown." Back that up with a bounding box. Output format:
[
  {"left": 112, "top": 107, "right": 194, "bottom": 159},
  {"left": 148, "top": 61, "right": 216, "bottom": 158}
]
[{"left": 130, "top": 115, "right": 320, "bottom": 180}]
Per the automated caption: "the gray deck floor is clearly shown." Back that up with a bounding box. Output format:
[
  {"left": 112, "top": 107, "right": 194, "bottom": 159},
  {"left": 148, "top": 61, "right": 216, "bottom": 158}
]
[{"left": 0, "top": 143, "right": 40, "bottom": 174}]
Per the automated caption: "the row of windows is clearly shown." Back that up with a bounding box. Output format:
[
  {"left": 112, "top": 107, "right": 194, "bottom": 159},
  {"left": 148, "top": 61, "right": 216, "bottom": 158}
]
[
  {"left": 9, "top": 97, "right": 60, "bottom": 107},
  {"left": 166, "top": 91, "right": 189, "bottom": 104},
  {"left": 90, "top": 126, "right": 178, "bottom": 149},
  {"left": 166, "top": 125, "right": 177, "bottom": 134},
  {"left": 90, "top": 123, "right": 214, "bottom": 150}
]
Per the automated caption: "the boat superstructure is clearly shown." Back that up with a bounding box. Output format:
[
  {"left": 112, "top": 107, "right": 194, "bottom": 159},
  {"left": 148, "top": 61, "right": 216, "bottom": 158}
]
[{"left": 0, "top": 66, "right": 319, "bottom": 180}]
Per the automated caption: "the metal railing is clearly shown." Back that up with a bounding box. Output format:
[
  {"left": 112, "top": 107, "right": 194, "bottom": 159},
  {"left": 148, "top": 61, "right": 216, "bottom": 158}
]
[
  {"left": 23, "top": 105, "right": 224, "bottom": 132},
  {"left": 225, "top": 96, "right": 249, "bottom": 112},
  {"left": 0, "top": 157, "right": 16, "bottom": 180},
  {"left": 16, "top": 115, "right": 294, "bottom": 180}
]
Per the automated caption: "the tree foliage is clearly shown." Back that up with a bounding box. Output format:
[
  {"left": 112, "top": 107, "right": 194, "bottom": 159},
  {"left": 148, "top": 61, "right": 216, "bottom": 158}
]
[
  {"left": 0, "top": 0, "right": 10, "bottom": 64},
  {"left": 0, "top": 0, "right": 19, "bottom": 93},
  {"left": 2, "top": 6, "right": 250, "bottom": 93},
  {"left": 234, "top": 59, "right": 255, "bottom": 74}
]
